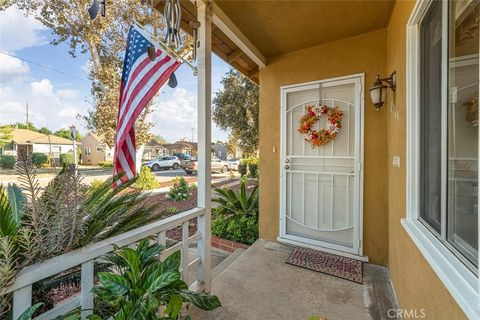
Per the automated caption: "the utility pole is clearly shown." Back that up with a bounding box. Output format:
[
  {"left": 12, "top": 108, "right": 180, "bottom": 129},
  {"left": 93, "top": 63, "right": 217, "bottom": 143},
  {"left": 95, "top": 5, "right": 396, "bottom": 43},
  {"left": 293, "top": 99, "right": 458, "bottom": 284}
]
[
  {"left": 70, "top": 125, "right": 77, "bottom": 173},
  {"left": 191, "top": 127, "right": 194, "bottom": 142}
]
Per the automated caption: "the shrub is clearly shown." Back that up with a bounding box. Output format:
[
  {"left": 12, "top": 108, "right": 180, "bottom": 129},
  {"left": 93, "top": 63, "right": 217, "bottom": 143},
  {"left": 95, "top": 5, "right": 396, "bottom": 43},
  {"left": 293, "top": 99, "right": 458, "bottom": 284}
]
[
  {"left": 98, "top": 161, "right": 113, "bottom": 168},
  {"left": 89, "top": 179, "right": 104, "bottom": 192},
  {"left": 59, "top": 153, "right": 74, "bottom": 166},
  {"left": 134, "top": 166, "right": 160, "bottom": 190},
  {"left": 212, "top": 180, "right": 259, "bottom": 245},
  {"left": 166, "top": 176, "right": 192, "bottom": 201},
  {"left": 0, "top": 155, "right": 15, "bottom": 169},
  {"left": 238, "top": 163, "right": 247, "bottom": 177},
  {"left": 248, "top": 162, "right": 258, "bottom": 178},
  {"left": 31, "top": 153, "right": 48, "bottom": 167},
  {"left": 91, "top": 239, "right": 221, "bottom": 319}
]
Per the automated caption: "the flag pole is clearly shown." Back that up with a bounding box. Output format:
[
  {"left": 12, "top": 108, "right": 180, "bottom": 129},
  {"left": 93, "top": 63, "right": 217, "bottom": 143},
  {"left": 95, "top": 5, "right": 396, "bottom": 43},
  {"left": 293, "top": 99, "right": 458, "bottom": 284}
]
[{"left": 133, "top": 21, "right": 198, "bottom": 76}]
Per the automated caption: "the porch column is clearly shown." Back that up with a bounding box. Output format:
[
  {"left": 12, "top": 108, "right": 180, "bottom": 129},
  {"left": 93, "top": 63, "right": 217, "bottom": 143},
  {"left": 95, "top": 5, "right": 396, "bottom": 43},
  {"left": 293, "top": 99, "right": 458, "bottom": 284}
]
[{"left": 196, "top": 0, "right": 213, "bottom": 292}]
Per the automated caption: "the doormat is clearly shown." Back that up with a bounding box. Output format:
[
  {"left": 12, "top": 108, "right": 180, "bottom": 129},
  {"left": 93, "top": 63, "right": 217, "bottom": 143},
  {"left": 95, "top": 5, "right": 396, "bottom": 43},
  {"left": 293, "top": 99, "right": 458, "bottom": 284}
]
[{"left": 286, "top": 247, "right": 363, "bottom": 284}]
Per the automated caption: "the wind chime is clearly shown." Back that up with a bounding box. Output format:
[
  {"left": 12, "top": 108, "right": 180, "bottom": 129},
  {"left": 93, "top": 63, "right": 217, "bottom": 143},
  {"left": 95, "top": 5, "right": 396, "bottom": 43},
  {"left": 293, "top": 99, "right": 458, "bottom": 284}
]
[{"left": 87, "top": 0, "right": 200, "bottom": 87}]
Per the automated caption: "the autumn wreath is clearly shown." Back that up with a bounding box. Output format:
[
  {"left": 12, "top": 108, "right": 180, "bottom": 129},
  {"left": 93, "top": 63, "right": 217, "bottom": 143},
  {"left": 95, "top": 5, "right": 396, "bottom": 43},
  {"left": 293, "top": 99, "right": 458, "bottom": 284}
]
[{"left": 298, "top": 105, "right": 344, "bottom": 147}]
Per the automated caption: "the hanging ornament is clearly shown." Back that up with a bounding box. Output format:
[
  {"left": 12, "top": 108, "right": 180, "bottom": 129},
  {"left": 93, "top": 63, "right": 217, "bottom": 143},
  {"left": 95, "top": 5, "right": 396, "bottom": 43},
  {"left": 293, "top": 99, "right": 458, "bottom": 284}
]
[
  {"left": 189, "top": 20, "right": 201, "bottom": 62},
  {"left": 147, "top": 45, "right": 156, "bottom": 61},
  {"left": 88, "top": 0, "right": 99, "bottom": 20},
  {"left": 163, "top": 0, "right": 183, "bottom": 49},
  {"left": 168, "top": 73, "right": 178, "bottom": 88}
]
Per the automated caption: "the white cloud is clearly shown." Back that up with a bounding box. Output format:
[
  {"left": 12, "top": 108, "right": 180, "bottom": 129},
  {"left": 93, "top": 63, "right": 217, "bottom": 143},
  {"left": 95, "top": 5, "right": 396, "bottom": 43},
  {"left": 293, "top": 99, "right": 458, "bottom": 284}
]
[
  {"left": 0, "top": 54, "right": 30, "bottom": 81},
  {"left": 0, "top": 7, "right": 48, "bottom": 51},
  {"left": 31, "top": 79, "right": 54, "bottom": 96},
  {"left": 56, "top": 89, "right": 80, "bottom": 100},
  {"left": 58, "top": 105, "right": 79, "bottom": 118},
  {"left": 150, "top": 88, "right": 197, "bottom": 142}
]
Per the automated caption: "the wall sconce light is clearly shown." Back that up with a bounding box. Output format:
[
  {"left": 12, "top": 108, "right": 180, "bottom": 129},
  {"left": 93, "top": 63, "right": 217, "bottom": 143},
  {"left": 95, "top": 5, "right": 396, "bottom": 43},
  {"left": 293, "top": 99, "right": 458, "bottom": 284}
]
[{"left": 369, "top": 71, "right": 396, "bottom": 111}]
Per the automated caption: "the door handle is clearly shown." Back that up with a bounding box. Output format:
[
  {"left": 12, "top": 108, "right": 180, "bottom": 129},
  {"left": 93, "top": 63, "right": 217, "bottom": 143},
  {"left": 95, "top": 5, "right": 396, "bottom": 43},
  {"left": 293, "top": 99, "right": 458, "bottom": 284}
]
[
  {"left": 284, "top": 164, "right": 290, "bottom": 170},
  {"left": 285, "top": 158, "right": 290, "bottom": 163}
]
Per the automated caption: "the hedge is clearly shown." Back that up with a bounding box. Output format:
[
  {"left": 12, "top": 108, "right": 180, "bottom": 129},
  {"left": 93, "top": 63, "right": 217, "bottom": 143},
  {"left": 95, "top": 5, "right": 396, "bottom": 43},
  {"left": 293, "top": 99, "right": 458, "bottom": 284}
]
[
  {"left": 31, "top": 153, "right": 49, "bottom": 167},
  {"left": 59, "top": 153, "right": 75, "bottom": 166},
  {"left": 0, "top": 155, "right": 16, "bottom": 169}
]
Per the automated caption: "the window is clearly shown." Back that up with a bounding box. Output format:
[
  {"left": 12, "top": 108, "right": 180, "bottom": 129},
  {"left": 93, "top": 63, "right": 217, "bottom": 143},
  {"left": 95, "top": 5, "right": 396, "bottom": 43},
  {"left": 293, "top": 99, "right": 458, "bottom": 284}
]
[
  {"left": 84, "top": 147, "right": 91, "bottom": 156},
  {"left": 417, "top": 0, "right": 478, "bottom": 269},
  {"left": 96, "top": 147, "right": 104, "bottom": 152},
  {"left": 405, "top": 1, "right": 479, "bottom": 318}
]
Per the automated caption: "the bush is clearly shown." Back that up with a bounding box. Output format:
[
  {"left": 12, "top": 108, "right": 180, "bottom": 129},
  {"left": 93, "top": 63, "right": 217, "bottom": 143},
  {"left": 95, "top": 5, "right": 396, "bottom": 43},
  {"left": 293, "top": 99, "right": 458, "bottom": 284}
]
[
  {"left": 238, "top": 163, "right": 247, "bottom": 177},
  {"left": 212, "top": 209, "right": 258, "bottom": 245},
  {"left": 211, "top": 180, "right": 259, "bottom": 245},
  {"left": 31, "top": 153, "right": 48, "bottom": 167},
  {"left": 98, "top": 161, "right": 113, "bottom": 168},
  {"left": 135, "top": 166, "right": 160, "bottom": 190},
  {"left": 89, "top": 179, "right": 104, "bottom": 192},
  {"left": 59, "top": 153, "right": 75, "bottom": 166},
  {"left": 166, "top": 176, "right": 192, "bottom": 201},
  {"left": 0, "top": 155, "right": 16, "bottom": 169},
  {"left": 241, "top": 157, "right": 259, "bottom": 178}
]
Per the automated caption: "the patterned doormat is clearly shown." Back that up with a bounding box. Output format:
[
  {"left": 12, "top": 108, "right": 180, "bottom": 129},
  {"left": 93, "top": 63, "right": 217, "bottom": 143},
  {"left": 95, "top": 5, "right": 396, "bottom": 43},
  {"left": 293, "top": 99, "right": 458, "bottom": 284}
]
[{"left": 286, "top": 247, "right": 363, "bottom": 284}]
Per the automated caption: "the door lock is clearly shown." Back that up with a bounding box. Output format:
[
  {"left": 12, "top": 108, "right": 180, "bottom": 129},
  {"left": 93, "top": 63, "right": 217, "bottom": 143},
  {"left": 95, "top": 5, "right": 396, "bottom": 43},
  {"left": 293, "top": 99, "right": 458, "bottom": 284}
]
[
  {"left": 285, "top": 158, "right": 290, "bottom": 163},
  {"left": 284, "top": 164, "right": 290, "bottom": 170}
]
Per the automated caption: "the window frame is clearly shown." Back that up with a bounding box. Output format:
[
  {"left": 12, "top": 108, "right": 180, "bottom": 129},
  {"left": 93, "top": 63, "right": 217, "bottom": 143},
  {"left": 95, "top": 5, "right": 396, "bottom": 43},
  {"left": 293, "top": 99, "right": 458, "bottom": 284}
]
[{"left": 404, "top": 1, "right": 479, "bottom": 318}]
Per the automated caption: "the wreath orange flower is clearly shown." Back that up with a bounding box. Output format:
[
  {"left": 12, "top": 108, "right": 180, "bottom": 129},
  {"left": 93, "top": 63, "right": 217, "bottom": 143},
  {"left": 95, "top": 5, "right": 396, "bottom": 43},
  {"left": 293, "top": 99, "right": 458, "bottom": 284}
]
[{"left": 298, "top": 105, "right": 344, "bottom": 147}]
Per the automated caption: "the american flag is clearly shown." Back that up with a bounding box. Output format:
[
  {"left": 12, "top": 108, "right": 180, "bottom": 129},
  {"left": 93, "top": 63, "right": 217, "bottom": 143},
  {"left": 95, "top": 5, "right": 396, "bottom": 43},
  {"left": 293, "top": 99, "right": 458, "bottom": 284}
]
[{"left": 114, "top": 25, "right": 180, "bottom": 186}]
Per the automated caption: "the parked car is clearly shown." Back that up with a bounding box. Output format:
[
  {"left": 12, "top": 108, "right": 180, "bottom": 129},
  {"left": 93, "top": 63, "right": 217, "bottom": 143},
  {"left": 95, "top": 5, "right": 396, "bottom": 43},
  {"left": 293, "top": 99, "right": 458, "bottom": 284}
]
[
  {"left": 226, "top": 158, "right": 240, "bottom": 171},
  {"left": 173, "top": 153, "right": 192, "bottom": 161},
  {"left": 143, "top": 156, "right": 181, "bottom": 171},
  {"left": 183, "top": 156, "right": 229, "bottom": 175}
]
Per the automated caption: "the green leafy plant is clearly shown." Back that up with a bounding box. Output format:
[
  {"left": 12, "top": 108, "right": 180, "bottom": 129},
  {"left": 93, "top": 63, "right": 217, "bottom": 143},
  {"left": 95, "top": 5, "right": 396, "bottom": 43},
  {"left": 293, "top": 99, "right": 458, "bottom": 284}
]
[
  {"left": 212, "top": 180, "right": 259, "bottom": 245},
  {"left": 31, "top": 153, "right": 49, "bottom": 167},
  {"left": 90, "top": 239, "right": 221, "bottom": 319},
  {"left": 59, "top": 153, "right": 75, "bottom": 166},
  {"left": 0, "top": 155, "right": 16, "bottom": 169},
  {"left": 166, "top": 177, "right": 192, "bottom": 202},
  {"left": 237, "top": 163, "right": 247, "bottom": 177},
  {"left": 98, "top": 161, "right": 114, "bottom": 168},
  {"left": 135, "top": 166, "right": 160, "bottom": 190}
]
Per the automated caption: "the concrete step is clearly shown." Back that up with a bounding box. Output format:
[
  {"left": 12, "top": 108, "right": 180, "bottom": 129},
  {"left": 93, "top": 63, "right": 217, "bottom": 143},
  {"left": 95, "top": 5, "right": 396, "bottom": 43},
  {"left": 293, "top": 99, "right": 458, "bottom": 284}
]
[{"left": 212, "top": 247, "right": 246, "bottom": 280}]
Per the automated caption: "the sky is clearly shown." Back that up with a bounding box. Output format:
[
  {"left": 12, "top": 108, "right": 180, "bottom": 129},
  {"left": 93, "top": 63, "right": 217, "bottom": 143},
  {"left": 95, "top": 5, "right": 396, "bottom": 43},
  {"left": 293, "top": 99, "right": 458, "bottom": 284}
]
[{"left": 0, "top": 7, "right": 231, "bottom": 143}]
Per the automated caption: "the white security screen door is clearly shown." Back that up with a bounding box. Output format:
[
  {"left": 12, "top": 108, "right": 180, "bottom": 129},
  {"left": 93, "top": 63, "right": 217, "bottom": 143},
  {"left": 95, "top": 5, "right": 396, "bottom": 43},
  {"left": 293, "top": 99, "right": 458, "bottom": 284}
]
[{"left": 280, "top": 74, "right": 364, "bottom": 256}]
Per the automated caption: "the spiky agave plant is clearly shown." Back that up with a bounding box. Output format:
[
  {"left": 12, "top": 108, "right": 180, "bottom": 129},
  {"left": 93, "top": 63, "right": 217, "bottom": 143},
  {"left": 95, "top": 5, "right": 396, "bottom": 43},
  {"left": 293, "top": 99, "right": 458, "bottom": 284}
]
[{"left": 212, "top": 180, "right": 259, "bottom": 217}]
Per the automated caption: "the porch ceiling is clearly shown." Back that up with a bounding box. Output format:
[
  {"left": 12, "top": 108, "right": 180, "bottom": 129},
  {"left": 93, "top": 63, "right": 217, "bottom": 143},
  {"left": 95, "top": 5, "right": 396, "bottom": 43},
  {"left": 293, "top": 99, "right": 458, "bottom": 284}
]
[{"left": 215, "top": 0, "right": 395, "bottom": 58}]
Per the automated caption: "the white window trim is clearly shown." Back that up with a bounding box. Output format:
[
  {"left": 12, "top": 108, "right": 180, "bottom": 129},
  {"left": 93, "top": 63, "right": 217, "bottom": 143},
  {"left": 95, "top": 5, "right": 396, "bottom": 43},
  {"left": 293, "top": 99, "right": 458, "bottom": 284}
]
[{"left": 404, "top": 1, "right": 479, "bottom": 318}]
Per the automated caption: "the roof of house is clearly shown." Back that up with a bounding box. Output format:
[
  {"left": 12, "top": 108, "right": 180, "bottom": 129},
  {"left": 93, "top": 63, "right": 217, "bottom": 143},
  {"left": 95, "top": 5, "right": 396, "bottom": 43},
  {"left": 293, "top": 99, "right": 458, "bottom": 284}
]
[
  {"left": 82, "top": 132, "right": 108, "bottom": 145},
  {"left": 12, "top": 129, "right": 75, "bottom": 145},
  {"left": 164, "top": 141, "right": 198, "bottom": 149}
]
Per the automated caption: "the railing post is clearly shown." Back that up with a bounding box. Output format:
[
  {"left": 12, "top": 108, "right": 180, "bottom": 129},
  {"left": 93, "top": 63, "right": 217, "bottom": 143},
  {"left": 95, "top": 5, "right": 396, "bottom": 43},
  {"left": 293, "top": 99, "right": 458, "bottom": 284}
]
[
  {"left": 196, "top": 0, "right": 213, "bottom": 292},
  {"left": 13, "top": 285, "right": 32, "bottom": 319},
  {"left": 80, "top": 260, "right": 94, "bottom": 319},
  {"left": 181, "top": 222, "right": 190, "bottom": 282}
]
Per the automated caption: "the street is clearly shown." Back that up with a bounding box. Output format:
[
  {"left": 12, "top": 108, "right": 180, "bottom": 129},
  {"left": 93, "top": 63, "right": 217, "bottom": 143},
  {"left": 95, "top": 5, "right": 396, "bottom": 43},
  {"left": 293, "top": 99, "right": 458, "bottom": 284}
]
[{"left": 0, "top": 167, "right": 235, "bottom": 188}]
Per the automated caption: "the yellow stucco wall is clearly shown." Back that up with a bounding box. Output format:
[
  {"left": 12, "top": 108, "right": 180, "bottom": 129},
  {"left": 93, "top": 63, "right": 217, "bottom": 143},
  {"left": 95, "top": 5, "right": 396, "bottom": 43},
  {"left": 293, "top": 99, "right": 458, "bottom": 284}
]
[
  {"left": 258, "top": 1, "right": 469, "bottom": 317},
  {"left": 259, "top": 29, "right": 389, "bottom": 266},
  {"left": 386, "top": 1, "right": 466, "bottom": 318}
]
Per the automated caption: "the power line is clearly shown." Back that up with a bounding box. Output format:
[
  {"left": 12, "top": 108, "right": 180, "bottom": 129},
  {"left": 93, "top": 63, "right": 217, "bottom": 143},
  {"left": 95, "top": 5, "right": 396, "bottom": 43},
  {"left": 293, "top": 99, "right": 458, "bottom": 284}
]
[{"left": 0, "top": 51, "right": 89, "bottom": 82}]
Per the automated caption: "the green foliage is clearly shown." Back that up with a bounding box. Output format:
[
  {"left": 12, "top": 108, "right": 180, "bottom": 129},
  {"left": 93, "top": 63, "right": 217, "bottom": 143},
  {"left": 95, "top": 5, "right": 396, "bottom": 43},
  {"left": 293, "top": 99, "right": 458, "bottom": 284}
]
[
  {"left": 0, "top": 155, "right": 16, "bottom": 169},
  {"left": 54, "top": 128, "right": 82, "bottom": 141},
  {"left": 135, "top": 166, "right": 160, "bottom": 190},
  {"left": 98, "top": 161, "right": 113, "bottom": 168},
  {"left": 213, "top": 69, "right": 259, "bottom": 156},
  {"left": 238, "top": 163, "right": 247, "bottom": 177},
  {"left": 17, "top": 303, "right": 44, "bottom": 320},
  {"left": 239, "top": 158, "right": 259, "bottom": 178},
  {"left": 59, "top": 153, "right": 75, "bottom": 166},
  {"left": 31, "top": 153, "right": 49, "bottom": 167},
  {"left": 0, "top": 125, "right": 14, "bottom": 149},
  {"left": 91, "top": 239, "right": 221, "bottom": 319},
  {"left": 166, "top": 177, "right": 192, "bottom": 202},
  {"left": 212, "top": 180, "right": 259, "bottom": 245}
]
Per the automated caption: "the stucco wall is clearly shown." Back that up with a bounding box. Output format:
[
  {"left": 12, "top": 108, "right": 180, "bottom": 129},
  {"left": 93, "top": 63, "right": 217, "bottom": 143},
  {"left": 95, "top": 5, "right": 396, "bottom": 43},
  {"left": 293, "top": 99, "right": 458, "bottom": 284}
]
[
  {"left": 385, "top": 1, "right": 466, "bottom": 318},
  {"left": 258, "top": 29, "right": 389, "bottom": 265}
]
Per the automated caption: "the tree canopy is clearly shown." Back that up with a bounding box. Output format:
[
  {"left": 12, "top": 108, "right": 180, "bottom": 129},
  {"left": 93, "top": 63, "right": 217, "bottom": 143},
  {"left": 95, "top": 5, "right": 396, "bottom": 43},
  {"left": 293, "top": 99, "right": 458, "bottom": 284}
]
[
  {"left": 3, "top": 0, "right": 178, "bottom": 148},
  {"left": 213, "top": 70, "right": 259, "bottom": 156}
]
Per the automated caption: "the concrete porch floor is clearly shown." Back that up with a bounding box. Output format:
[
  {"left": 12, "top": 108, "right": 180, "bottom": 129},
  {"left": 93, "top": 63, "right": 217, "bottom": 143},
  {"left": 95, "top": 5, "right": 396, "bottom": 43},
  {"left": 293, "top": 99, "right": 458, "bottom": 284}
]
[{"left": 191, "top": 240, "right": 399, "bottom": 320}]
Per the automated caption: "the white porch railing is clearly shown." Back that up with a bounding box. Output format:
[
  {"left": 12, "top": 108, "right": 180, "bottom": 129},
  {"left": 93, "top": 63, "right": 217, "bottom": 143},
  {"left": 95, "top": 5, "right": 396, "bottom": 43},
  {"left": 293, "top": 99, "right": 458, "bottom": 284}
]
[{"left": 5, "top": 207, "right": 209, "bottom": 320}]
